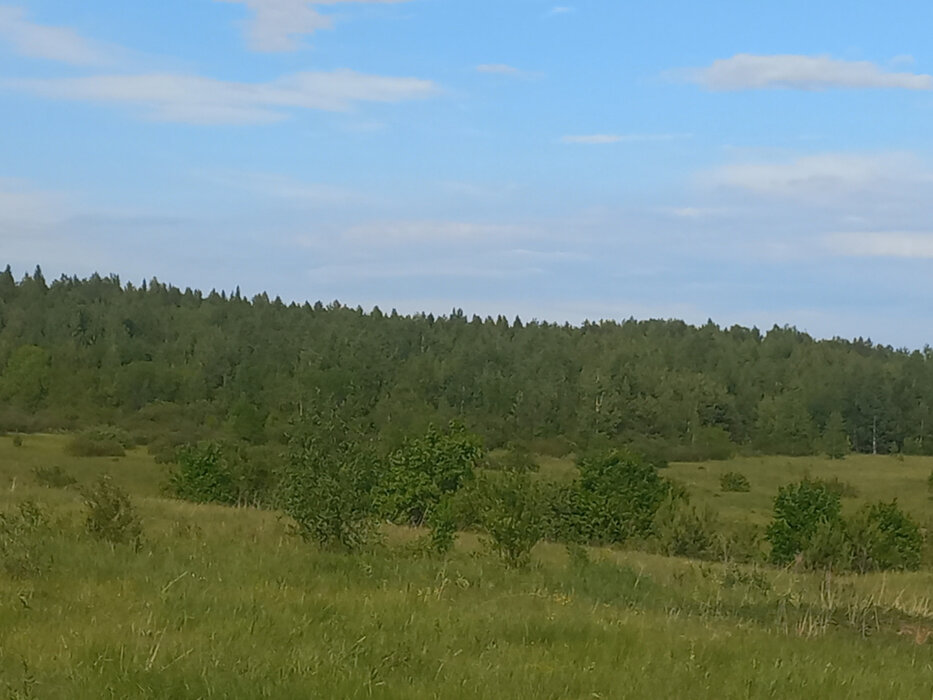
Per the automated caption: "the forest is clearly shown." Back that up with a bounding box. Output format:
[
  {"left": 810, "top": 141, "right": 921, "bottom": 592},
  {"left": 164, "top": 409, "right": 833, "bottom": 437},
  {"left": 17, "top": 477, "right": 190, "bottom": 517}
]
[{"left": 1, "top": 265, "right": 930, "bottom": 460}]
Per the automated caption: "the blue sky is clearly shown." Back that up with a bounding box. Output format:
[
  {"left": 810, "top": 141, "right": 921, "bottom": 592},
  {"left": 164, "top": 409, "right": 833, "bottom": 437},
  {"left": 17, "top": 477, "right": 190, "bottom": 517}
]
[{"left": 3, "top": 1, "right": 933, "bottom": 347}]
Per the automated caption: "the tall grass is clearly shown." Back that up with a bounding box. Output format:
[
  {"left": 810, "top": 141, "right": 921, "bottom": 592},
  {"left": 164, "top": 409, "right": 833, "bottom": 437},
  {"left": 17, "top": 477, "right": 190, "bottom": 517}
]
[{"left": 1, "top": 435, "right": 933, "bottom": 698}]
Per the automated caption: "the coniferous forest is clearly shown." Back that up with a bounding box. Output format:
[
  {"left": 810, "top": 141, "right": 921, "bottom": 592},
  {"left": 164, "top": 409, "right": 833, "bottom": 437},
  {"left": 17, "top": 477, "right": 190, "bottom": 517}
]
[{"left": 1, "top": 265, "right": 930, "bottom": 460}]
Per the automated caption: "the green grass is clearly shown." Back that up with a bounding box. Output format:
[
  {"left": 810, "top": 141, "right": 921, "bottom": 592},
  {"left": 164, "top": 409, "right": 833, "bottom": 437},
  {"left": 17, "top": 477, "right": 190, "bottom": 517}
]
[{"left": 2, "top": 435, "right": 933, "bottom": 698}]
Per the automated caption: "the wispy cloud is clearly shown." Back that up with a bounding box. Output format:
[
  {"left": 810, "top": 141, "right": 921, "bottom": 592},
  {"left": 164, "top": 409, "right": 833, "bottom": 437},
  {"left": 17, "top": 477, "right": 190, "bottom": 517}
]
[
  {"left": 561, "top": 133, "right": 690, "bottom": 145},
  {"left": 3, "top": 70, "right": 439, "bottom": 124},
  {"left": 0, "top": 5, "right": 112, "bottom": 65},
  {"left": 342, "top": 220, "right": 528, "bottom": 244},
  {"left": 476, "top": 63, "right": 529, "bottom": 77},
  {"left": 0, "top": 178, "right": 70, "bottom": 226},
  {"left": 686, "top": 54, "right": 933, "bottom": 91},
  {"left": 546, "top": 6, "right": 574, "bottom": 17},
  {"left": 824, "top": 232, "right": 933, "bottom": 259},
  {"left": 217, "top": 0, "right": 412, "bottom": 52},
  {"left": 700, "top": 152, "right": 929, "bottom": 198}
]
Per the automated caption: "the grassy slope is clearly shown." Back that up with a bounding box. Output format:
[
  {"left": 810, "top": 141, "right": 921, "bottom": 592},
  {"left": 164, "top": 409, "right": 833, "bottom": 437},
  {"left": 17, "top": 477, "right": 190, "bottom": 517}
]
[{"left": 2, "top": 435, "right": 933, "bottom": 698}]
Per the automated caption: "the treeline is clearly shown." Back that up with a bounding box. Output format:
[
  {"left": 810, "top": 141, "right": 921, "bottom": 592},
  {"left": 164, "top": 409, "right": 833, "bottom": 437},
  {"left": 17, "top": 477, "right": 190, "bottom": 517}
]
[{"left": 1, "top": 265, "right": 932, "bottom": 458}]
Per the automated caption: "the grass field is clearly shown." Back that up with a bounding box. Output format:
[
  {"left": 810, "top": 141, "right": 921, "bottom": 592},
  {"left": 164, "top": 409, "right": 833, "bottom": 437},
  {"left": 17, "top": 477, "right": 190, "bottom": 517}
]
[{"left": 3, "top": 435, "right": 933, "bottom": 698}]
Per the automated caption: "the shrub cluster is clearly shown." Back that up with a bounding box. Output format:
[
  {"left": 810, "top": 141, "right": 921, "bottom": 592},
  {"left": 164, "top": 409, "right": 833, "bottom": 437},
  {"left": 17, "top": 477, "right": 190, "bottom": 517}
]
[
  {"left": 82, "top": 476, "right": 143, "bottom": 547},
  {"left": 65, "top": 427, "right": 131, "bottom": 458},
  {"left": 766, "top": 478, "right": 922, "bottom": 572},
  {"left": 720, "top": 471, "right": 750, "bottom": 493},
  {"left": 32, "top": 465, "right": 78, "bottom": 489}
]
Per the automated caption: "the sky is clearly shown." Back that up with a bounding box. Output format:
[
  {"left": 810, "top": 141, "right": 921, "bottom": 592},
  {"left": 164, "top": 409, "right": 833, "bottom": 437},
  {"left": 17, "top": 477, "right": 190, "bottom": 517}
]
[{"left": 3, "top": 1, "right": 933, "bottom": 347}]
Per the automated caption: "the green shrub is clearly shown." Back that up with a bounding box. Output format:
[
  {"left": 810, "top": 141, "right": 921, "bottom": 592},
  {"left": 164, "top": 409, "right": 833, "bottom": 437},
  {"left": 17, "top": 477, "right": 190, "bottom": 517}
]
[
  {"left": 425, "top": 496, "right": 457, "bottom": 555},
  {"left": 570, "top": 450, "right": 672, "bottom": 544},
  {"left": 169, "top": 442, "right": 236, "bottom": 505},
  {"left": 82, "top": 477, "right": 142, "bottom": 547},
  {"left": 278, "top": 413, "right": 378, "bottom": 552},
  {"left": 478, "top": 470, "right": 545, "bottom": 568},
  {"left": 928, "top": 471, "right": 933, "bottom": 499},
  {"left": 11, "top": 434, "right": 23, "bottom": 448},
  {"left": 766, "top": 479, "right": 842, "bottom": 566},
  {"left": 65, "top": 432, "right": 125, "bottom": 458},
  {"left": 720, "top": 471, "right": 750, "bottom": 493},
  {"left": 848, "top": 501, "right": 923, "bottom": 573},
  {"left": 651, "top": 493, "right": 718, "bottom": 559},
  {"left": 378, "top": 422, "right": 484, "bottom": 525},
  {"left": 487, "top": 443, "right": 538, "bottom": 473},
  {"left": 32, "top": 465, "right": 78, "bottom": 489},
  {"left": 813, "top": 476, "right": 859, "bottom": 499},
  {"left": 801, "top": 518, "right": 851, "bottom": 571},
  {"left": 0, "top": 500, "right": 50, "bottom": 578}
]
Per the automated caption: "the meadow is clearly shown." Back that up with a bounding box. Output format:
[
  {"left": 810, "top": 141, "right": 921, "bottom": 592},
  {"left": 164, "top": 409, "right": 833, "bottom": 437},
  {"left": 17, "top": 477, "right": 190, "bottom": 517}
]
[{"left": 2, "top": 434, "right": 933, "bottom": 698}]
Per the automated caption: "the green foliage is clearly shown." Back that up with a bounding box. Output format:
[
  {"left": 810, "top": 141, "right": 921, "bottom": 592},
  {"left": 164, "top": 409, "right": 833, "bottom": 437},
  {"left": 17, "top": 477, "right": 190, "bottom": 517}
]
[
  {"left": 169, "top": 442, "right": 236, "bottom": 505},
  {"left": 0, "top": 500, "right": 50, "bottom": 578},
  {"left": 0, "top": 345, "right": 51, "bottom": 412},
  {"left": 813, "top": 476, "right": 859, "bottom": 499},
  {"left": 487, "top": 443, "right": 538, "bottom": 473},
  {"left": 32, "top": 465, "right": 78, "bottom": 489},
  {"left": 477, "top": 470, "right": 545, "bottom": 568},
  {"left": 81, "top": 476, "right": 143, "bottom": 547},
  {"left": 11, "top": 434, "right": 23, "bottom": 448},
  {"left": 766, "top": 479, "right": 842, "bottom": 565},
  {"left": 650, "top": 493, "right": 718, "bottom": 559},
  {"left": 278, "top": 412, "right": 378, "bottom": 551},
  {"left": 822, "top": 411, "right": 851, "bottom": 459},
  {"left": 228, "top": 396, "right": 268, "bottom": 445},
  {"left": 754, "top": 393, "right": 817, "bottom": 456},
  {"left": 379, "top": 423, "right": 483, "bottom": 525},
  {"left": 569, "top": 450, "right": 672, "bottom": 544},
  {"left": 64, "top": 431, "right": 126, "bottom": 458},
  {"left": 424, "top": 496, "right": 457, "bottom": 555},
  {"left": 720, "top": 471, "right": 750, "bottom": 492},
  {"left": 847, "top": 501, "right": 923, "bottom": 573},
  {"left": 928, "top": 470, "right": 933, "bottom": 499}
]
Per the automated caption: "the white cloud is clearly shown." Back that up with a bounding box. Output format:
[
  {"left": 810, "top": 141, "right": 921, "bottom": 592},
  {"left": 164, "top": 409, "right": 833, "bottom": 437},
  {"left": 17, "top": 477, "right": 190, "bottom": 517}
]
[
  {"left": 476, "top": 64, "right": 525, "bottom": 76},
  {"left": 204, "top": 171, "right": 360, "bottom": 204},
  {"left": 342, "top": 220, "right": 528, "bottom": 243},
  {"left": 3, "top": 69, "right": 439, "bottom": 124},
  {"left": 546, "top": 6, "right": 574, "bottom": 16},
  {"left": 561, "top": 133, "right": 690, "bottom": 145},
  {"left": 688, "top": 54, "right": 933, "bottom": 91},
  {"left": 0, "top": 179, "right": 70, "bottom": 226},
  {"left": 824, "top": 232, "right": 933, "bottom": 259},
  {"left": 701, "top": 152, "right": 928, "bottom": 198},
  {"left": 307, "top": 260, "right": 544, "bottom": 283},
  {"left": 217, "top": 0, "right": 411, "bottom": 52},
  {"left": 0, "top": 5, "right": 111, "bottom": 65}
]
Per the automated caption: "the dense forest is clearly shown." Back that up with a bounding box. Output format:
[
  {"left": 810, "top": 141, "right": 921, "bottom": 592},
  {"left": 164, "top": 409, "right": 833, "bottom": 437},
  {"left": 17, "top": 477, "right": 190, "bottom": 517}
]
[{"left": 1, "top": 265, "right": 932, "bottom": 459}]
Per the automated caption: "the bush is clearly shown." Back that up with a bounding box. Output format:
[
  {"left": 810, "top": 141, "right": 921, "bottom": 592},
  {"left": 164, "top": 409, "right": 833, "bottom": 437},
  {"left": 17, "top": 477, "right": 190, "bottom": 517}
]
[
  {"left": 425, "top": 496, "right": 457, "bottom": 555},
  {"left": 32, "top": 465, "right": 78, "bottom": 489},
  {"left": 379, "top": 422, "right": 484, "bottom": 525},
  {"left": 720, "top": 471, "right": 750, "bottom": 493},
  {"left": 487, "top": 443, "right": 538, "bottom": 473},
  {"left": 169, "top": 442, "right": 236, "bottom": 505},
  {"left": 801, "top": 518, "right": 851, "bottom": 571},
  {"left": 11, "top": 434, "right": 23, "bottom": 448},
  {"left": 651, "top": 493, "right": 718, "bottom": 559},
  {"left": 278, "top": 412, "right": 378, "bottom": 552},
  {"left": 0, "top": 500, "right": 50, "bottom": 578},
  {"left": 478, "top": 470, "right": 545, "bottom": 568},
  {"left": 569, "top": 450, "right": 672, "bottom": 544},
  {"left": 848, "top": 501, "right": 922, "bottom": 572},
  {"left": 82, "top": 476, "right": 142, "bottom": 547},
  {"left": 813, "top": 476, "right": 859, "bottom": 499},
  {"left": 928, "top": 471, "right": 933, "bottom": 499},
  {"left": 766, "top": 479, "right": 842, "bottom": 566},
  {"left": 65, "top": 433, "right": 125, "bottom": 458}
]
